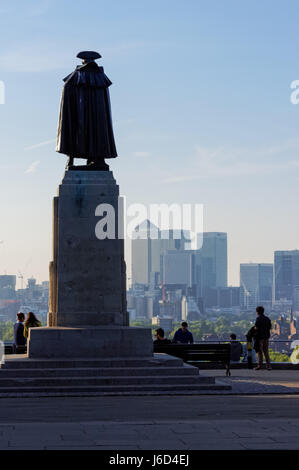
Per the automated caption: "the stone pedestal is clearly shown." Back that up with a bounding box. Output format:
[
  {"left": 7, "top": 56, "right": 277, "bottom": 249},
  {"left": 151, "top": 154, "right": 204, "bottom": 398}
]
[
  {"left": 49, "top": 170, "right": 127, "bottom": 327},
  {"left": 28, "top": 326, "right": 153, "bottom": 359},
  {"left": 28, "top": 170, "right": 153, "bottom": 359}
]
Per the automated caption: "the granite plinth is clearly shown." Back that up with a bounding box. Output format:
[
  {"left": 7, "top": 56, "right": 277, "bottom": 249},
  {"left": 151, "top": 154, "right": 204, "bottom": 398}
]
[
  {"left": 48, "top": 170, "right": 127, "bottom": 328},
  {"left": 28, "top": 326, "right": 153, "bottom": 359}
]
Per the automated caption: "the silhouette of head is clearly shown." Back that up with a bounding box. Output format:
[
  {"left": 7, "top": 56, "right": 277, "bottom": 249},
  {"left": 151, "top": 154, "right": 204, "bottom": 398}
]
[
  {"left": 155, "top": 328, "right": 165, "bottom": 339},
  {"left": 17, "top": 312, "right": 25, "bottom": 322},
  {"left": 256, "top": 306, "right": 265, "bottom": 316}
]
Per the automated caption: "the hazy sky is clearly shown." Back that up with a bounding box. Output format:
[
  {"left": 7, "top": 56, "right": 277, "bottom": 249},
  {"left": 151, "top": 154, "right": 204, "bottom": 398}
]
[{"left": 0, "top": 0, "right": 299, "bottom": 288}]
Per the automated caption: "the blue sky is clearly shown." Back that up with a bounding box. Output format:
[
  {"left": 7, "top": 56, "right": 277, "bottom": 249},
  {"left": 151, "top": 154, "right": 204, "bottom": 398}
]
[{"left": 0, "top": 0, "right": 299, "bottom": 286}]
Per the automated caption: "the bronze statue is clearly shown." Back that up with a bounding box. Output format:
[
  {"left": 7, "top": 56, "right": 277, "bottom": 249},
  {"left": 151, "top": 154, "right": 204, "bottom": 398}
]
[{"left": 56, "top": 51, "right": 117, "bottom": 170}]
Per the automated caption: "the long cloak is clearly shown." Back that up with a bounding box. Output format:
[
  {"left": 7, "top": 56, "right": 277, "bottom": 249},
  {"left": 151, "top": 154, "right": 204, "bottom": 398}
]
[{"left": 56, "top": 61, "right": 117, "bottom": 161}]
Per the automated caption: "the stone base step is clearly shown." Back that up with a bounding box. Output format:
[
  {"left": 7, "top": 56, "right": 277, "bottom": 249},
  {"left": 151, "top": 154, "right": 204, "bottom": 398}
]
[
  {"left": 0, "top": 374, "right": 215, "bottom": 387},
  {"left": 0, "top": 382, "right": 231, "bottom": 397},
  {"left": 0, "top": 353, "right": 232, "bottom": 396},
  {"left": 0, "top": 366, "right": 200, "bottom": 378},
  {"left": 1, "top": 355, "right": 183, "bottom": 369}
]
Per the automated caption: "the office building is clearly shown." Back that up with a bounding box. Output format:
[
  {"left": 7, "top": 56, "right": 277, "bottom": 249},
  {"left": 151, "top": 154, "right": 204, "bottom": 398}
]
[
  {"left": 131, "top": 220, "right": 189, "bottom": 287},
  {"left": 196, "top": 232, "right": 228, "bottom": 294},
  {"left": 274, "top": 250, "right": 299, "bottom": 303},
  {"left": 240, "top": 263, "right": 273, "bottom": 310}
]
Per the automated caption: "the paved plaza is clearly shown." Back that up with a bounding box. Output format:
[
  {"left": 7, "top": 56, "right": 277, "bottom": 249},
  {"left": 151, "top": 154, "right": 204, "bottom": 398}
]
[
  {"left": 0, "top": 369, "right": 299, "bottom": 449},
  {"left": 199, "top": 368, "right": 299, "bottom": 394}
]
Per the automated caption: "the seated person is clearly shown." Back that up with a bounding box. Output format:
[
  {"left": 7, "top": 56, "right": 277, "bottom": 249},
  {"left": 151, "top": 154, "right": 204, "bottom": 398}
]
[
  {"left": 13, "top": 312, "right": 27, "bottom": 352},
  {"left": 153, "top": 328, "right": 172, "bottom": 344},
  {"left": 173, "top": 322, "right": 194, "bottom": 344},
  {"left": 229, "top": 333, "right": 243, "bottom": 363},
  {"left": 24, "top": 312, "right": 42, "bottom": 339}
]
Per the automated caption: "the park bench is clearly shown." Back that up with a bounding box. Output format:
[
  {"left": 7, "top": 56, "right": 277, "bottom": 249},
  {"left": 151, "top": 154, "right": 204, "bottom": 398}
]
[
  {"left": 154, "top": 343, "right": 232, "bottom": 376},
  {"left": 4, "top": 343, "right": 27, "bottom": 355}
]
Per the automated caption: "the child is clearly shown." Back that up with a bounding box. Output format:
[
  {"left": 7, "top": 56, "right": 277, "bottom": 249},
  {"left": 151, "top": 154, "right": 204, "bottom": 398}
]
[{"left": 246, "top": 326, "right": 258, "bottom": 368}]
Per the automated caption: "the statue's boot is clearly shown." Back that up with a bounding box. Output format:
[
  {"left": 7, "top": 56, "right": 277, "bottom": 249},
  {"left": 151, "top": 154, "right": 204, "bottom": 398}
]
[
  {"left": 67, "top": 159, "right": 110, "bottom": 171},
  {"left": 87, "top": 160, "right": 110, "bottom": 171}
]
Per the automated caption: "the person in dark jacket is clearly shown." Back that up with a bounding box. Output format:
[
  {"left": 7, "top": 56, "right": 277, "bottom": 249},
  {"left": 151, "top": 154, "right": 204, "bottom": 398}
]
[
  {"left": 13, "top": 312, "right": 27, "bottom": 351},
  {"left": 254, "top": 306, "right": 272, "bottom": 370},
  {"left": 153, "top": 328, "right": 172, "bottom": 345},
  {"left": 173, "top": 322, "right": 194, "bottom": 344}
]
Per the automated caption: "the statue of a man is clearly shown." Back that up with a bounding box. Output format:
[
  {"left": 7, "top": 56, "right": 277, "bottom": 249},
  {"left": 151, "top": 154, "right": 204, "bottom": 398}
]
[{"left": 56, "top": 51, "right": 118, "bottom": 170}]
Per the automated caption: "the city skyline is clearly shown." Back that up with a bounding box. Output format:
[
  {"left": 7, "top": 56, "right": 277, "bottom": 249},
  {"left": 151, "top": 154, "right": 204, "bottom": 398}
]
[
  {"left": 2, "top": 223, "right": 299, "bottom": 290},
  {"left": 1, "top": 0, "right": 299, "bottom": 287}
]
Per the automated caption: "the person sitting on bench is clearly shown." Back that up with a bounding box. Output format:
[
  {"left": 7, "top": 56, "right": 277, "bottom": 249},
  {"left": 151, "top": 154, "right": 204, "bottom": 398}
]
[
  {"left": 153, "top": 328, "right": 172, "bottom": 344},
  {"left": 173, "top": 322, "right": 194, "bottom": 344},
  {"left": 13, "top": 312, "right": 27, "bottom": 353},
  {"left": 229, "top": 333, "right": 243, "bottom": 363}
]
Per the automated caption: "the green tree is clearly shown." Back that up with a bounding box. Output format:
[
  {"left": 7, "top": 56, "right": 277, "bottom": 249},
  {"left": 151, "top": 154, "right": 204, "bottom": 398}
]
[{"left": 0, "top": 321, "right": 14, "bottom": 342}]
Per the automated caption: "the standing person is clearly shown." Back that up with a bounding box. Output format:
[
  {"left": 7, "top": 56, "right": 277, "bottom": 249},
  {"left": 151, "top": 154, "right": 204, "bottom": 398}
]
[
  {"left": 24, "top": 312, "right": 41, "bottom": 340},
  {"left": 13, "top": 312, "right": 27, "bottom": 352},
  {"left": 229, "top": 333, "right": 243, "bottom": 363},
  {"left": 254, "top": 306, "right": 272, "bottom": 370},
  {"left": 173, "top": 322, "right": 194, "bottom": 344}
]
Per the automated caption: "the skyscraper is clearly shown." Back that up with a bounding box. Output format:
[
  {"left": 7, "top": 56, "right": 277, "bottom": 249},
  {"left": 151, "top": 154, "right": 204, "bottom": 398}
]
[
  {"left": 131, "top": 220, "right": 160, "bottom": 286},
  {"left": 131, "top": 221, "right": 188, "bottom": 287},
  {"left": 196, "top": 232, "right": 228, "bottom": 296},
  {"left": 0, "top": 275, "right": 16, "bottom": 299},
  {"left": 161, "top": 250, "right": 195, "bottom": 288},
  {"left": 274, "top": 250, "right": 299, "bottom": 302},
  {"left": 240, "top": 263, "right": 273, "bottom": 310}
]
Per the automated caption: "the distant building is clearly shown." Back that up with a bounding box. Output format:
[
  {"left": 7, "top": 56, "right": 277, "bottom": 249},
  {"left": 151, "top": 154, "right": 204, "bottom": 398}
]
[
  {"left": 218, "top": 287, "right": 240, "bottom": 308},
  {"left": 274, "top": 250, "right": 299, "bottom": 305},
  {"left": 0, "top": 275, "right": 19, "bottom": 321},
  {"left": 131, "top": 220, "right": 159, "bottom": 286},
  {"left": 198, "top": 286, "right": 240, "bottom": 310},
  {"left": 161, "top": 250, "right": 195, "bottom": 288},
  {"left": 131, "top": 220, "right": 188, "bottom": 287},
  {"left": 131, "top": 226, "right": 228, "bottom": 317},
  {"left": 293, "top": 286, "right": 299, "bottom": 312},
  {"left": 181, "top": 296, "right": 188, "bottom": 321},
  {"left": 0, "top": 275, "right": 16, "bottom": 300},
  {"left": 240, "top": 263, "right": 273, "bottom": 310},
  {"left": 16, "top": 277, "right": 49, "bottom": 322},
  {"left": 196, "top": 232, "right": 228, "bottom": 291},
  {"left": 152, "top": 316, "right": 173, "bottom": 335},
  {"left": 186, "top": 296, "right": 201, "bottom": 321},
  {"left": 158, "top": 300, "right": 182, "bottom": 321}
]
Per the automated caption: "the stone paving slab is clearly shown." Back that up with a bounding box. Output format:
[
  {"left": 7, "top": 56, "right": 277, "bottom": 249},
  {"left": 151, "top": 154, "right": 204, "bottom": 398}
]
[
  {"left": 0, "top": 419, "right": 298, "bottom": 450},
  {"left": 2, "top": 395, "right": 299, "bottom": 422},
  {"left": 0, "top": 394, "right": 298, "bottom": 449}
]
